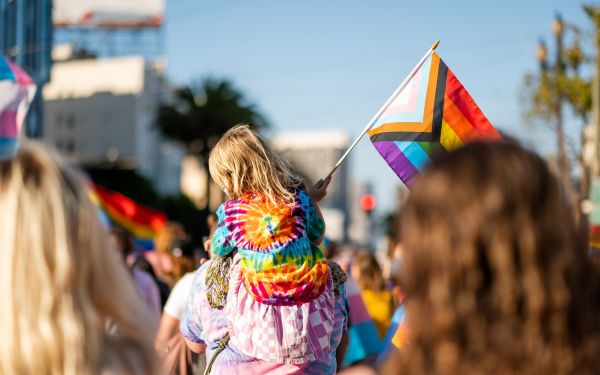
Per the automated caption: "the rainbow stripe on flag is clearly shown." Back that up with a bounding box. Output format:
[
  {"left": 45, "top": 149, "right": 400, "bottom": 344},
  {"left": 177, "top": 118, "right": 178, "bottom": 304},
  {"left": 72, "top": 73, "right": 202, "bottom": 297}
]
[
  {"left": 590, "top": 225, "right": 600, "bottom": 259},
  {"left": 88, "top": 187, "right": 112, "bottom": 228},
  {"left": 368, "top": 52, "right": 501, "bottom": 186},
  {"left": 93, "top": 186, "right": 167, "bottom": 249},
  {"left": 0, "top": 55, "right": 36, "bottom": 158}
]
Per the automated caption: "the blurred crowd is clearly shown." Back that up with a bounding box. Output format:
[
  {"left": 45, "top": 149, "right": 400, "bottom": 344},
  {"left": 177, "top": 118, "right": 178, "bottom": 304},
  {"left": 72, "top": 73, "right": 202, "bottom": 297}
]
[{"left": 1, "top": 135, "right": 600, "bottom": 375}]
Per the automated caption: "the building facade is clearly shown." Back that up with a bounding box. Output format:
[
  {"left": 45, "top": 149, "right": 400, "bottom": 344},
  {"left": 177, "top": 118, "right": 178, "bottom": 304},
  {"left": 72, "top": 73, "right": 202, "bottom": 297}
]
[
  {"left": 0, "top": 0, "right": 52, "bottom": 137},
  {"left": 43, "top": 55, "right": 184, "bottom": 195},
  {"left": 271, "top": 131, "right": 350, "bottom": 242}
]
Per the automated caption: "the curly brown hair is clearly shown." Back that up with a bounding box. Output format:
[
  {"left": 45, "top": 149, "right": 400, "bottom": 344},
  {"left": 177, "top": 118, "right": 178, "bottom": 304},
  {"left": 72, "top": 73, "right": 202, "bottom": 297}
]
[{"left": 391, "top": 141, "right": 600, "bottom": 375}]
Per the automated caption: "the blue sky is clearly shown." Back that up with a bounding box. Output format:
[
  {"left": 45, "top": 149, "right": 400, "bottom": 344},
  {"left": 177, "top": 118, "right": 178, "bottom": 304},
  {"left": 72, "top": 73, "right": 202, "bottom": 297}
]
[{"left": 164, "top": 0, "right": 591, "bottom": 211}]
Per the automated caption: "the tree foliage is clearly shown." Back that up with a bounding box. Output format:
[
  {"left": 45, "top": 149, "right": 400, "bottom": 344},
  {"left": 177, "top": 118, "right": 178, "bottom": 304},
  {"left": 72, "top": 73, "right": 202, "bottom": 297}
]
[
  {"left": 157, "top": 77, "right": 269, "bottom": 161},
  {"left": 523, "top": 71, "right": 591, "bottom": 127},
  {"left": 522, "top": 44, "right": 590, "bottom": 127},
  {"left": 521, "top": 13, "right": 593, "bottom": 221},
  {"left": 156, "top": 77, "right": 270, "bottom": 209}
]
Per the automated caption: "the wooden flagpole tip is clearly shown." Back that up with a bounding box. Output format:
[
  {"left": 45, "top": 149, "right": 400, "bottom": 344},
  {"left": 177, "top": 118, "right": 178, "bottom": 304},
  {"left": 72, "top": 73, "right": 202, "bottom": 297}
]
[{"left": 431, "top": 40, "right": 440, "bottom": 50}]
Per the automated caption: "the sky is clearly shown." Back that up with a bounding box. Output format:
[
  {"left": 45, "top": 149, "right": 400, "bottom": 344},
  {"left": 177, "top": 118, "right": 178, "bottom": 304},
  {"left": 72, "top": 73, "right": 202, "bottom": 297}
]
[{"left": 163, "top": 0, "right": 591, "bottom": 212}]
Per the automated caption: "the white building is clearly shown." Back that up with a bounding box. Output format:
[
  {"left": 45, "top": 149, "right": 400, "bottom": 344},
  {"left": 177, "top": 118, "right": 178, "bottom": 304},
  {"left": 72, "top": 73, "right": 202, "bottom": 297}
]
[
  {"left": 271, "top": 130, "right": 350, "bottom": 243},
  {"left": 43, "top": 54, "right": 184, "bottom": 195}
]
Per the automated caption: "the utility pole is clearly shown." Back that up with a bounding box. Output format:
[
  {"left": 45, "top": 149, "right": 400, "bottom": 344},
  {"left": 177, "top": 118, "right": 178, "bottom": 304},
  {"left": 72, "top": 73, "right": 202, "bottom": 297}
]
[
  {"left": 553, "top": 16, "right": 572, "bottom": 191},
  {"left": 592, "top": 13, "right": 600, "bottom": 181},
  {"left": 536, "top": 15, "right": 574, "bottom": 203},
  {"left": 584, "top": 5, "right": 600, "bottom": 231}
]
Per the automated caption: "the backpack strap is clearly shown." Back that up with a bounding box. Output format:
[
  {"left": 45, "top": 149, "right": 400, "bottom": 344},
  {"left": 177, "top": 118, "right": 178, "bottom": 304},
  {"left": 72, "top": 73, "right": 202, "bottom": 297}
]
[
  {"left": 203, "top": 334, "right": 230, "bottom": 375},
  {"left": 206, "top": 255, "right": 233, "bottom": 308},
  {"left": 327, "top": 260, "right": 348, "bottom": 298}
]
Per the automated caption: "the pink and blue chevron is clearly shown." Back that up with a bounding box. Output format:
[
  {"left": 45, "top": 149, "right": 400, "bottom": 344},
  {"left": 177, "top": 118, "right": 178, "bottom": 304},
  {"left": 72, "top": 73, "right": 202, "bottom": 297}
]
[
  {"left": 342, "top": 278, "right": 383, "bottom": 365},
  {"left": 368, "top": 52, "right": 501, "bottom": 186},
  {"left": 0, "top": 55, "right": 36, "bottom": 159}
]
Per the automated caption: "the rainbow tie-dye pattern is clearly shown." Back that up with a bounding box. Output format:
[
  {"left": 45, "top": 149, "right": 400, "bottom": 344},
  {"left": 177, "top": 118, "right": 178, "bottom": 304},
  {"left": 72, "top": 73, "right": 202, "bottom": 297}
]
[{"left": 211, "top": 190, "right": 329, "bottom": 305}]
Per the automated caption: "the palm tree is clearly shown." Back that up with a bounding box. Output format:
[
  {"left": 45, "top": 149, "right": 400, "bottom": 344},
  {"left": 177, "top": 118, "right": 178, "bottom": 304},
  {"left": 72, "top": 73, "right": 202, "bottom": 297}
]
[{"left": 157, "top": 77, "right": 269, "bottom": 207}]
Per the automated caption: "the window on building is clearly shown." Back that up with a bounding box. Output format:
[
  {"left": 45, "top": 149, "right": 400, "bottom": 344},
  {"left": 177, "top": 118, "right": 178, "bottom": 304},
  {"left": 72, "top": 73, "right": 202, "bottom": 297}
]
[
  {"left": 67, "top": 115, "right": 75, "bottom": 130},
  {"left": 56, "top": 113, "right": 63, "bottom": 128}
]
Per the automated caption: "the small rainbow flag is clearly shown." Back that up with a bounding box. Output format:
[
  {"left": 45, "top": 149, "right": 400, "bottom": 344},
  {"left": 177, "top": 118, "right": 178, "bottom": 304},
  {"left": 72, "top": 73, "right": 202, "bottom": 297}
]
[
  {"left": 0, "top": 55, "right": 36, "bottom": 158},
  {"left": 93, "top": 185, "right": 167, "bottom": 249},
  {"left": 589, "top": 224, "right": 600, "bottom": 259},
  {"left": 376, "top": 305, "right": 408, "bottom": 364},
  {"left": 368, "top": 52, "right": 501, "bottom": 186},
  {"left": 342, "top": 278, "right": 383, "bottom": 365}
]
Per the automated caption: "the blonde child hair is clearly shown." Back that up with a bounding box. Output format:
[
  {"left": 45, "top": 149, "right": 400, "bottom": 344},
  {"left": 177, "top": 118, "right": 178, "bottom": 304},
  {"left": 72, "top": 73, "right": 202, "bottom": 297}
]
[
  {"left": 0, "top": 142, "right": 159, "bottom": 374},
  {"left": 188, "top": 125, "right": 336, "bottom": 365},
  {"left": 208, "top": 124, "right": 302, "bottom": 204}
]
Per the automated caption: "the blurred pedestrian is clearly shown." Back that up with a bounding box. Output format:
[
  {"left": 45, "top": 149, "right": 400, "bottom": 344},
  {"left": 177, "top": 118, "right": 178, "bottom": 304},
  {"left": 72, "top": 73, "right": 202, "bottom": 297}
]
[
  {"left": 152, "top": 222, "right": 197, "bottom": 288},
  {"left": 0, "top": 142, "right": 159, "bottom": 374},
  {"left": 383, "top": 141, "right": 600, "bottom": 374},
  {"left": 111, "top": 227, "right": 161, "bottom": 320},
  {"left": 143, "top": 222, "right": 197, "bottom": 307},
  {"left": 156, "top": 238, "right": 205, "bottom": 375},
  {"left": 319, "top": 239, "right": 381, "bottom": 367},
  {"left": 351, "top": 250, "right": 395, "bottom": 339}
]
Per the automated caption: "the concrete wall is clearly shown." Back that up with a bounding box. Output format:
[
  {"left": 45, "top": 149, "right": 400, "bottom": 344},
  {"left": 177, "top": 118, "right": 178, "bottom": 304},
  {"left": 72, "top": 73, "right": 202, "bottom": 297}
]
[{"left": 43, "top": 56, "right": 183, "bottom": 195}]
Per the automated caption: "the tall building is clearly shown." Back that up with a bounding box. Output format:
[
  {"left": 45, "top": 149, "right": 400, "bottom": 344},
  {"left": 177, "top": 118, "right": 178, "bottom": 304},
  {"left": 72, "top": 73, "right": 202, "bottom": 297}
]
[
  {"left": 53, "top": 0, "right": 164, "bottom": 62},
  {"left": 42, "top": 54, "right": 184, "bottom": 195},
  {"left": 0, "top": 0, "right": 52, "bottom": 137},
  {"left": 271, "top": 130, "right": 350, "bottom": 242}
]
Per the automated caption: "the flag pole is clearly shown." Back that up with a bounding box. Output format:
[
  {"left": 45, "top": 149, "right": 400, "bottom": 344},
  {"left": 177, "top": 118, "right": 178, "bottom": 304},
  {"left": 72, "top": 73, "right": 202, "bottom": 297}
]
[{"left": 323, "top": 40, "right": 440, "bottom": 181}]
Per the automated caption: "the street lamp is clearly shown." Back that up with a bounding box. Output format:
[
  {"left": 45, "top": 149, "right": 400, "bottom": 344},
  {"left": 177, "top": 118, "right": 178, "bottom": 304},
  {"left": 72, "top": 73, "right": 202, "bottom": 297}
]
[
  {"left": 553, "top": 14, "right": 566, "bottom": 71},
  {"left": 552, "top": 14, "right": 564, "bottom": 38},
  {"left": 536, "top": 39, "right": 548, "bottom": 70}
]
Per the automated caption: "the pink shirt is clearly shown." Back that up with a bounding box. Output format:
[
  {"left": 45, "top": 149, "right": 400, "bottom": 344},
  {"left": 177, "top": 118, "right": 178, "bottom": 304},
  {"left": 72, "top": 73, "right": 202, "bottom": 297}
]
[{"left": 181, "top": 257, "right": 349, "bottom": 374}]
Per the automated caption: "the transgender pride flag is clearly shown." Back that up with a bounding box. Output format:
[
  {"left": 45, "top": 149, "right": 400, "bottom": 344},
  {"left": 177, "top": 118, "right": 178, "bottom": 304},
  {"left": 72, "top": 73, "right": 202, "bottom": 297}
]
[
  {"left": 342, "top": 278, "right": 382, "bottom": 365},
  {"left": 0, "top": 55, "right": 36, "bottom": 159},
  {"left": 368, "top": 51, "right": 501, "bottom": 186}
]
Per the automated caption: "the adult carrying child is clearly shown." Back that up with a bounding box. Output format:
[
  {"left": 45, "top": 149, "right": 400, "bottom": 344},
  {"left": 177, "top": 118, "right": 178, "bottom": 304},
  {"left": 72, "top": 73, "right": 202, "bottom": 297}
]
[{"left": 181, "top": 125, "right": 349, "bottom": 374}]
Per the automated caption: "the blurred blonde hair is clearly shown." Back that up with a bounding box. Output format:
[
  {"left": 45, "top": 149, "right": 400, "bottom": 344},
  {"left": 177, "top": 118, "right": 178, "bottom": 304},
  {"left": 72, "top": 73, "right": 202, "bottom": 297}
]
[
  {"left": 0, "top": 142, "right": 159, "bottom": 375},
  {"left": 208, "top": 124, "right": 301, "bottom": 204}
]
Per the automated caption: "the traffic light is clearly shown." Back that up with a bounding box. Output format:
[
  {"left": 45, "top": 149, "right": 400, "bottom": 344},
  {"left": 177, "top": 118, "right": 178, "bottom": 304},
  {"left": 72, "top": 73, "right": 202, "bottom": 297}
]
[{"left": 359, "top": 194, "right": 376, "bottom": 215}]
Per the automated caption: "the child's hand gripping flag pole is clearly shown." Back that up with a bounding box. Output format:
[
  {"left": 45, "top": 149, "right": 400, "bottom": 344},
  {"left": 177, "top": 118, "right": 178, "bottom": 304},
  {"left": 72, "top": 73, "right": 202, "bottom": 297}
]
[{"left": 325, "top": 40, "right": 502, "bottom": 186}]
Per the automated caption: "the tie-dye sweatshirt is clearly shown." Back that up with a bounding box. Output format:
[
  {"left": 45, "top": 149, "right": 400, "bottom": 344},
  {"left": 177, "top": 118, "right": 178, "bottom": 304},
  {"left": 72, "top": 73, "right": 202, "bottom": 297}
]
[{"left": 210, "top": 189, "right": 328, "bottom": 305}]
